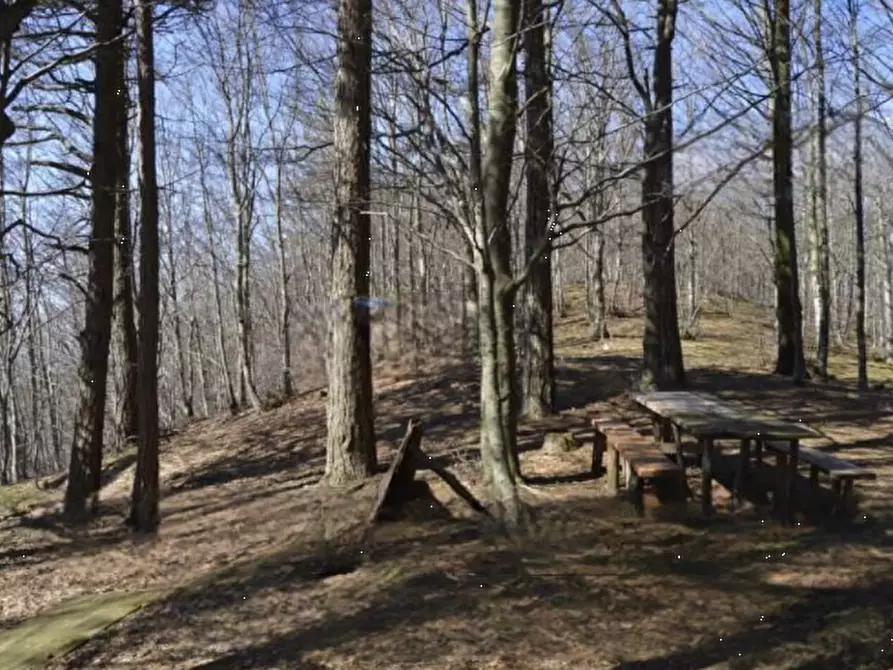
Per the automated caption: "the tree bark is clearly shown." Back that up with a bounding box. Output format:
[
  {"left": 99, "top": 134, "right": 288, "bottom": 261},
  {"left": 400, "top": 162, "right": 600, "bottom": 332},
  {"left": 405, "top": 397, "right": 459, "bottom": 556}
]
[
  {"left": 884, "top": 209, "right": 893, "bottom": 363},
  {"left": 521, "top": 0, "right": 555, "bottom": 418},
  {"left": 197, "top": 144, "right": 238, "bottom": 414},
  {"left": 769, "top": 0, "right": 806, "bottom": 382},
  {"left": 130, "top": 0, "right": 160, "bottom": 533},
  {"left": 274, "top": 158, "right": 293, "bottom": 398},
  {"left": 641, "top": 0, "right": 685, "bottom": 390},
  {"left": 850, "top": 0, "right": 867, "bottom": 390},
  {"left": 474, "top": 0, "right": 524, "bottom": 527},
  {"left": 683, "top": 230, "right": 698, "bottom": 338},
  {"left": 38, "top": 304, "right": 63, "bottom": 466},
  {"left": 325, "top": 0, "right": 376, "bottom": 484},
  {"left": 807, "top": 0, "right": 831, "bottom": 377},
  {"left": 165, "top": 206, "right": 194, "bottom": 418},
  {"left": 113, "top": 44, "right": 139, "bottom": 443},
  {"left": 191, "top": 316, "right": 211, "bottom": 416},
  {"left": 63, "top": 0, "right": 122, "bottom": 519}
]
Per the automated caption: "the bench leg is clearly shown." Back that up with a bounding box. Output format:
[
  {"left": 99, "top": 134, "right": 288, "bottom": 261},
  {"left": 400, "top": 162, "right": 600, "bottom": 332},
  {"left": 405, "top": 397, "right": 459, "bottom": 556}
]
[
  {"left": 809, "top": 465, "right": 820, "bottom": 512},
  {"left": 701, "top": 437, "right": 714, "bottom": 517},
  {"left": 831, "top": 479, "right": 843, "bottom": 516},
  {"left": 606, "top": 446, "right": 620, "bottom": 495},
  {"left": 592, "top": 433, "right": 606, "bottom": 476},
  {"left": 629, "top": 472, "right": 645, "bottom": 516},
  {"left": 773, "top": 452, "right": 788, "bottom": 515},
  {"left": 673, "top": 424, "right": 684, "bottom": 469},
  {"left": 841, "top": 480, "right": 855, "bottom": 518},
  {"left": 832, "top": 479, "right": 855, "bottom": 518},
  {"left": 733, "top": 438, "right": 751, "bottom": 508},
  {"left": 783, "top": 440, "right": 800, "bottom": 524},
  {"left": 754, "top": 439, "right": 763, "bottom": 467}
]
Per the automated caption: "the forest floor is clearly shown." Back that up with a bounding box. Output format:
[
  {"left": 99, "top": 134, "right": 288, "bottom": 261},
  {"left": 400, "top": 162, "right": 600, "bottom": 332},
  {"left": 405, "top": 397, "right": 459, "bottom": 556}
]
[{"left": 2, "top": 290, "right": 893, "bottom": 669}]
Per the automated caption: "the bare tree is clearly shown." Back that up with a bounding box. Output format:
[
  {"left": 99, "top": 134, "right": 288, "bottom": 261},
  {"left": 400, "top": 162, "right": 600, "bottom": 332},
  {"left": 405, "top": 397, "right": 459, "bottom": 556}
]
[
  {"left": 521, "top": 0, "right": 555, "bottom": 417},
  {"left": 614, "top": 0, "right": 685, "bottom": 388},
  {"left": 114, "top": 15, "right": 139, "bottom": 442},
  {"left": 130, "top": 0, "right": 160, "bottom": 533},
  {"left": 325, "top": 0, "right": 376, "bottom": 483},
  {"left": 806, "top": 0, "right": 832, "bottom": 377},
  {"left": 64, "top": 0, "right": 123, "bottom": 519},
  {"left": 849, "top": 0, "right": 868, "bottom": 389},
  {"left": 768, "top": 0, "right": 806, "bottom": 381}
]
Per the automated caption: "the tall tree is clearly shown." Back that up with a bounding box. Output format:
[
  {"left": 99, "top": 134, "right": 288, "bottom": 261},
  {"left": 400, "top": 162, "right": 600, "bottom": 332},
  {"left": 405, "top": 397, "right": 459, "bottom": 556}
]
[
  {"left": 806, "top": 0, "right": 831, "bottom": 378},
  {"left": 849, "top": 0, "right": 867, "bottom": 390},
  {"left": 632, "top": 0, "right": 685, "bottom": 388},
  {"left": 521, "top": 0, "right": 555, "bottom": 417},
  {"left": 471, "top": 0, "right": 525, "bottom": 526},
  {"left": 325, "top": 0, "right": 376, "bottom": 483},
  {"left": 114, "top": 19, "right": 139, "bottom": 443},
  {"left": 63, "top": 0, "right": 123, "bottom": 519},
  {"left": 0, "top": 0, "right": 37, "bottom": 148},
  {"left": 768, "top": 0, "right": 806, "bottom": 382},
  {"left": 130, "top": 0, "right": 160, "bottom": 532}
]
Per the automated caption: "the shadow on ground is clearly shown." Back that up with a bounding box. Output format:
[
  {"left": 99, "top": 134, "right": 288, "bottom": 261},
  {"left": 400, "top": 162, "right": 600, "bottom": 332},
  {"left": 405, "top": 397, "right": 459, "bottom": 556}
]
[{"left": 54, "top": 489, "right": 893, "bottom": 669}]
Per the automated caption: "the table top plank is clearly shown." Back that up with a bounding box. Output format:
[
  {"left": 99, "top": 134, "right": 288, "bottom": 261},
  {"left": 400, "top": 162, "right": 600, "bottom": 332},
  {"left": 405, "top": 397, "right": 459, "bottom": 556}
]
[{"left": 631, "top": 391, "right": 820, "bottom": 440}]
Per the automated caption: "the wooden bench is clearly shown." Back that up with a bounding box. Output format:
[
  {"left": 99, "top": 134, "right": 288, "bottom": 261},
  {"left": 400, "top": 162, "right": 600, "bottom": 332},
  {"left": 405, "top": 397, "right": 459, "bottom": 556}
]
[
  {"left": 592, "top": 419, "right": 683, "bottom": 515},
  {"left": 762, "top": 440, "right": 877, "bottom": 516}
]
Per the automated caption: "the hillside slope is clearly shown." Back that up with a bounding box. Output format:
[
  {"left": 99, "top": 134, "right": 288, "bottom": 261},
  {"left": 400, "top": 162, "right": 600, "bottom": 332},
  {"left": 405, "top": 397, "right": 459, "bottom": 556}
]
[{"left": 1, "top": 295, "right": 892, "bottom": 669}]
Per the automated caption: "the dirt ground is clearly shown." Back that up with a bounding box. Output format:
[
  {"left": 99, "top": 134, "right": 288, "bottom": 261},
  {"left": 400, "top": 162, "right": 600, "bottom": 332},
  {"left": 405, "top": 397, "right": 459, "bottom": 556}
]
[{"left": 2, "top": 292, "right": 893, "bottom": 669}]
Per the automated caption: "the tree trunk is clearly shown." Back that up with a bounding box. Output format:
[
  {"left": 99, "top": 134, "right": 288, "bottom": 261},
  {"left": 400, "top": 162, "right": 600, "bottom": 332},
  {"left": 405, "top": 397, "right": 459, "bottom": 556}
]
[
  {"left": 38, "top": 306, "right": 63, "bottom": 466},
  {"left": 588, "top": 228, "right": 609, "bottom": 339},
  {"left": 165, "top": 208, "right": 194, "bottom": 419},
  {"left": 683, "top": 230, "right": 698, "bottom": 338},
  {"left": 20, "top": 133, "right": 44, "bottom": 473},
  {"left": 130, "top": 0, "right": 160, "bottom": 533},
  {"left": 63, "top": 0, "right": 122, "bottom": 519},
  {"left": 584, "top": 148, "right": 609, "bottom": 340},
  {"left": 477, "top": 268, "right": 523, "bottom": 525},
  {"left": 553, "top": 248, "right": 566, "bottom": 318},
  {"left": 191, "top": 316, "right": 211, "bottom": 416},
  {"left": 274, "top": 159, "right": 293, "bottom": 398},
  {"left": 807, "top": 0, "right": 831, "bottom": 377},
  {"left": 463, "top": 247, "right": 478, "bottom": 357},
  {"left": 474, "top": 0, "right": 524, "bottom": 527},
  {"left": 198, "top": 149, "right": 238, "bottom": 414},
  {"left": 113, "top": 46, "right": 139, "bottom": 443},
  {"left": 521, "top": 0, "right": 555, "bottom": 418},
  {"left": 325, "top": 0, "right": 376, "bottom": 484},
  {"left": 641, "top": 0, "right": 685, "bottom": 390},
  {"left": 235, "top": 206, "right": 262, "bottom": 411},
  {"left": 885, "top": 211, "right": 893, "bottom": 363},
  {"left": 769, "top": 0, "right": 806, "bottom": 382},
  {"left": 850, "top": 0, "right": 867, "bottom": 390}
]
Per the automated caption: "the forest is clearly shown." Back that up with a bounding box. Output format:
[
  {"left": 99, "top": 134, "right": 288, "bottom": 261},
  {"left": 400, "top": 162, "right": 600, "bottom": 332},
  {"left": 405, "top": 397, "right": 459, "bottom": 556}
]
[
  {"left": 3, "top": 0, "right": 893, "bottom": 666},
  {"left": 0, "top": 0, "right": 893, "bottom": 524},
  {"left": 1, "top": 0, "right": 893, "bottom": 523}
]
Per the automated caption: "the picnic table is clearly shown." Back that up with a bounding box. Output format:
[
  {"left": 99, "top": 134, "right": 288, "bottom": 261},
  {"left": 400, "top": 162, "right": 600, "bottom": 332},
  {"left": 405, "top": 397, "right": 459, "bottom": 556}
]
[{"left": 631, "top": 391, "right": 821, "bottom": 522}]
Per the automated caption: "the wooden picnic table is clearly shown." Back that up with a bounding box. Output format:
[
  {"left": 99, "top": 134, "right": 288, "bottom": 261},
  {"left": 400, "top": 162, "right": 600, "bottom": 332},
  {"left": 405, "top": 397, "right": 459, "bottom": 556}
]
[{"left": 631, "top": 391, "right": 820, "bottom": 522}]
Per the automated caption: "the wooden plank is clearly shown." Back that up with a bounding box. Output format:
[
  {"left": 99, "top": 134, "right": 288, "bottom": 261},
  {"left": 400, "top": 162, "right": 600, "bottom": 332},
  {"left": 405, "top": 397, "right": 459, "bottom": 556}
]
[
  {"left": 701, "top": 437, "right": 714, "bottom": 516},
  {"left": 370, "top": 420, "right": 424, "bottom": 523},
  {"left": 764, "top": 441, "right": 877, "bottom": 480},
  {"left": 606, "top": 446, "right": 620, "bottom": 494},
  {"left": 626, "top": 453, "right": 682, "bottom": 477},
  {"left": 632, "top": 391, "right": 820, "bottom": 440},
  {"left": 610, "top": 441, "right": 681, "bottom": 477},
  {"left": 784, "top": 439, "right": 799, "bottom": 525}
]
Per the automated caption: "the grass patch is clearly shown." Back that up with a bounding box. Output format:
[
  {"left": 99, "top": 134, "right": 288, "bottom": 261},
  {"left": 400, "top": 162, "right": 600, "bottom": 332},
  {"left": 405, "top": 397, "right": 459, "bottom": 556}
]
[
  {"left": 0, "top": 590, "right": 163, "bottom": 670},
  {"left": 0, "top": 482, "right": 56, "bottom": 516}
]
